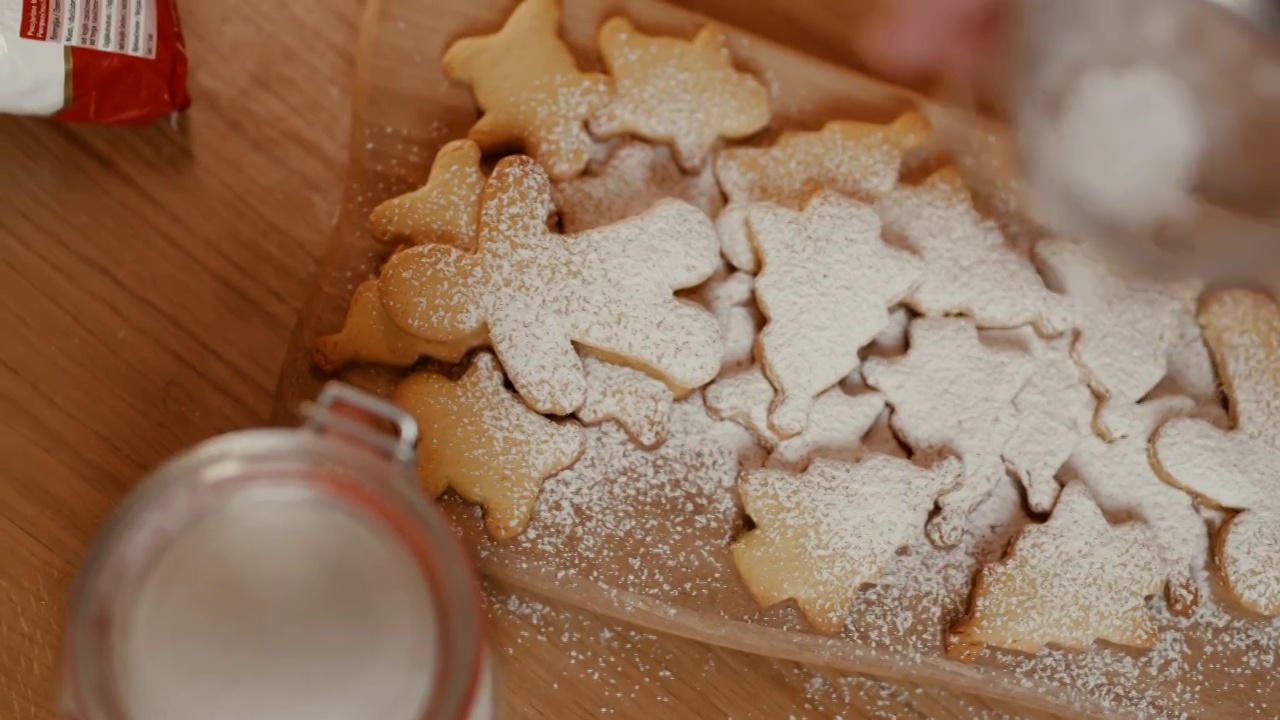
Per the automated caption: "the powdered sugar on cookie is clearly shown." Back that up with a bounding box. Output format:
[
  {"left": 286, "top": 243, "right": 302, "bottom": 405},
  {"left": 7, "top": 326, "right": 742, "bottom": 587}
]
[
  {"left": 733, "top": 455, "right": 961, "bottom": 633},
  {"left": 591, "top": 18, "right": 770, "bottom": 172},
  {"left": 1152, "top": 290, "right": 1280, "bottom": 616},
  {"left": 1062, "top": 396, "right": 1210, "bottom": 616},
  {"left": 552, "top": 141, "right": 723, "bottom": 233},
  {"left": 314, "top": 279, "right": 486, "bottom": 371},
  {"left": 442, "top": 0, "right": 612, "bottom": 180},
  {"left": 368, "top": 139, "right": 488, "bottom": 249},
  {"left": 948, "top": 482, "right": 1165, "bottom": 661},
  {"left": 704, "top": 366, "right": 884, "bottom": 470},
  {"left": 1035, "top": 238, "right": 1201, "bottom": 440},
  {"left": 380, "top": 155, "right": 723, "bottom": 415},
  {"left": 715, "top": 113, "right": 931, "bottom": 271},
  {"left": 862, "top": 317, "right": 1035, "bottom": 547},
  {"left": 577, "top": 356, "right": 675, "bottom": 449},
  {"left": 689, "top": 265, "right": 760, "bottom": 374},
  {"left": 393, "top": 352, "right": 585, "bottom": 539},
  {"left": 876, "top": 167, "right": 1072, "bottom": 336},
  {"left": 749, "top": 192, "right": 922, "bottom": 437},
  {"left": 999, "top": 329, "right": 1095, "bottom": 513}
]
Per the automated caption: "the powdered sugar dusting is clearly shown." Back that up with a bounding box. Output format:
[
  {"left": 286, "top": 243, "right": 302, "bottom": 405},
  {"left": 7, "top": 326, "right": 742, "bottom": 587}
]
[
  {"left": 948, "top": 482, "right": 1166, "bottom": 661},
  {"left": 715, "top": 113, "right": 930, "bottom": 271},
  {"left": 1062, "top": 396, "right": 1211, "bottom": 615},
  {"left": 1034, "top": 238, "right": 1201, "bottom": 440},
  {"left": 863, "top": 318, "right": 1035, "bottom": 547},
  {"left": 590, "top": 19, "right": 770, "bottom": 172},
  {"left": 382, "top": 156, "right": 723, "bottom": 415},
  {"left": 577, "top": 356, "right": 675, "bottom": 449},
  {"left": 442, "top": 0, "right": 611, "bottom": 180},
  {"left": 704, "top": 366, "right": 884, "bottom": 471},
  {"left": 750, "top": 193, "right": 923, "bottom": 437},
  {"left": 733, "top": 455, "right": 962, "bottom": 633},
  {"left": 552, "top": 141, "right": 724, "bottom": 233},
  {"left": 876, "top": 167, "right": 1072, "bottom": 336},
  {"left": 687, "top": 265, "right": 761, "bottom": 374},
  {"left": 392, "top": 352, "right": 584, "bottom": 539},
  {"left": 368, "top": 139, "right": 487, "bottom": 248}
]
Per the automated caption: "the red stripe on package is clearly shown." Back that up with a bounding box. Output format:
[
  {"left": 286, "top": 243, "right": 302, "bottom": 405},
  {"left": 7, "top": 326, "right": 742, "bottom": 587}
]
[{"left": 4, "top": 0, "right": 189, "bottom": 125}]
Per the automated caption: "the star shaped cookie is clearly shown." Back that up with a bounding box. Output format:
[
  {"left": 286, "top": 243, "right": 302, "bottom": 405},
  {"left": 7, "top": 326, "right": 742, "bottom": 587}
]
[{"left": 590, "top": 18, "right": 770, "bottom": 171}]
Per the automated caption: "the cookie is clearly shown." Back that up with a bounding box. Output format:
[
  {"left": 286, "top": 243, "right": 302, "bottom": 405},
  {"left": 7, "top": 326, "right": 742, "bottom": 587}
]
[
  {"left": 590, "top": 18, "right": 770, "bottom": 172},
  {"left": 380, "top": 155, "right": 722, "bottom": 415},
  {"left": 1151, "top": 289, "right": 1280, "bottom": 616},
  {"left": 392, "top": 353, "right": 585, "bottom": 539},
  {"left": 875, "top": 167, "right": 1072, "bottom": 336},
  {"left": 442, "top": 0, "right": 611, "bottom": 180},
  {"left": 551, "top": 140, "right": 723, "bottom": 233},
  {"left": 704, "top": 366, "right": 885, "bottom": 471},
  {"left": 999, "top": 331, "right": 1096, "bottom": 513},
  {"left": 947, "top": 482, "right": 1164, "bottom": 661},
  {"left": 690, "top": 265, "right": 760, "bottom": 374},
  {"left": 862, "top": 317, "right": 1035, "bottom": 548},
  {"left": 1064, "top": 396, "right": 1210, "bottom": 616},
  {"left": 1034, "top": 238, "right": 1201, "bottom": 441},
  {"left": 715, "top": 112, "right": 931, "bottom": 272},
  {"left": 313, "top": 279, "right": 485, "bottom": 372},
  {"left": 749, "top": 192, "right": 923, "bottom": 438},
  {"left": 368, "top": 139, "right": 487, "bottom": 249},
  {"left": 732, "top": 455, "right": 962, "bottom": 634},
  {"left": 576, "top": 356, "right": 674, "bottom": 449},
  {"left": 1164, "top": 308, "right": 1222, "bottom": 405}
]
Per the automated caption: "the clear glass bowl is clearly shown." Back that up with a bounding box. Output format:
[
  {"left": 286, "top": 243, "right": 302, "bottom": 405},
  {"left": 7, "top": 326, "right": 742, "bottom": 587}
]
[{"left": 274, "top": 1, "right": 1280, "bottom": 717}]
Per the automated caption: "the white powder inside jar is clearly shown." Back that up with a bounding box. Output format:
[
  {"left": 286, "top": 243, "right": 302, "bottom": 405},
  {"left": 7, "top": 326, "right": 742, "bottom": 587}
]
[
  {"left": 116, "top": 486, "right": 440, "bottom": 720},
  {"left": 1052, "top": 63, "right": 1204, "bottom": 230}
]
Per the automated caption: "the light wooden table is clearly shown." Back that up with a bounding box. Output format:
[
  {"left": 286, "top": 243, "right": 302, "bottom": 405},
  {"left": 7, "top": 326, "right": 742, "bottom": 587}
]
[{"left": 0, "top": 1, "right": 1055, "bottom": 717}]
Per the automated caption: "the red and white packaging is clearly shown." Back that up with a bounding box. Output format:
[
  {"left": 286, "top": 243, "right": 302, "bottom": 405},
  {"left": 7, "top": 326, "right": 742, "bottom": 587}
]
[{"left": 0, "top": 0, "right": 189, "bottom": 124}]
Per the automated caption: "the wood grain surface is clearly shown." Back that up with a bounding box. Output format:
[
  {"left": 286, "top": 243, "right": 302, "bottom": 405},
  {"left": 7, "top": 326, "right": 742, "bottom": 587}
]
[{"left": 0, "top": 1, "right": 1055, "bottom": 718}]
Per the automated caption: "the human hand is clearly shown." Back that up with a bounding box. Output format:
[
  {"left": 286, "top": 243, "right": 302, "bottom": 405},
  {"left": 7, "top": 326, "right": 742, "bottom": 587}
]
[{"left": 858, "top": 0, "right": 1010, "bottom": 81}]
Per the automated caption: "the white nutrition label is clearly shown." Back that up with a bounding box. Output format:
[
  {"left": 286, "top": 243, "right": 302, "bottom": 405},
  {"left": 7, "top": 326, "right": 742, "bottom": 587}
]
[{"left": 2, "top": 0, "right": 157, "bottom": 59}]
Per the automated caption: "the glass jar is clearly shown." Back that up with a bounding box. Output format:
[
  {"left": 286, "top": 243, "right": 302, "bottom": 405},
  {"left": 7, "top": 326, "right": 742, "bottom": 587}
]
[{"left": 61, "top": 383, "right": 499, "bottom": 720}]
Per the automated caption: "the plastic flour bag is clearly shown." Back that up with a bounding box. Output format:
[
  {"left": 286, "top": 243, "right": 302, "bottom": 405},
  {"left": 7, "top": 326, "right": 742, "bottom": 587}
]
[{"left": 0, "top": 0, "right": 189, "bottom": 124}]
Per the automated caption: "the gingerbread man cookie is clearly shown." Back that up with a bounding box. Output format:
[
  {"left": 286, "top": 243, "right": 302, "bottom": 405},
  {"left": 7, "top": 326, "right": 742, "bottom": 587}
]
[
  {"left": 1152, "top": 289, "right": 1280, "bottom": 616},
  {"left": 380, "top": 155, "right": 722, "bottom": 416},
  {"left": 442, "top": 0, "right": 611, "bottom": 180},
  {"left": 576, "top": 357, "right": 674, "bottom": 449},
  {"left": 733, "top": 455, "right": 961, "bottom": 634},
  {"left": 862, "top": 317, "right": 1035, "bottom": 547},
  {"left": 1035, "top": 238, "right": 1201, "bottom": 441},
  {"left": 876, "top": 167, "right": 1072, "bottom": 336},
  {"left": 313, "top": 279, "right": 485, "bottom": 371},
  {"left": 715, "top": 112, "right": 931, "bottom": 272},
  {"left": 368, "top": 139, "right": 487, "bottom": 249},
  {"left": 590, "top": 18, "right": 770, "bottom": 172},
  {"left": 749, "top": 192, "right": 923, "bottom": 437},
  {"left": 948, "top": 482, "right": 1164, "bottom": 661},
  {"left": 551, "top": 141, "right": 723, "bottom": 233},
  {"left": 704, "top": 366, "right": 885, "bottom": 471},
  {"left": 392, "top": 353, "right": 585, "bottom": 539},
  {"left": 1064, "top": 396, "right": 1210, "bottom": 616}
]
